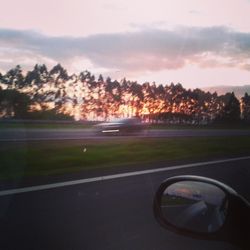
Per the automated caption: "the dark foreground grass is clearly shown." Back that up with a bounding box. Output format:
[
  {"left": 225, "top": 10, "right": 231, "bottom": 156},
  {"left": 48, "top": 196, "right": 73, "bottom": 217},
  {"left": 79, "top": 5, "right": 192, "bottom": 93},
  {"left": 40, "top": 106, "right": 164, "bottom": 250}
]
[
  {"left": 1, "top": 136, "right": 250, "bottom": 181},
  {"left": 0, "top": 122, "right": 91, "bottom": 129},
  {"left": 149, "top": 123, "right": 250, "bottom": 130}
]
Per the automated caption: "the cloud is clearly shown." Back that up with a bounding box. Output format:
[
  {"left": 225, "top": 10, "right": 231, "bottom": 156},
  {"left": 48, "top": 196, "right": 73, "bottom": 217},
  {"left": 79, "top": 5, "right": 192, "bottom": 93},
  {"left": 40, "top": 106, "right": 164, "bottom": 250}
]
[{"left": 0, "top": 26, "right": 250, "bottom": 74}]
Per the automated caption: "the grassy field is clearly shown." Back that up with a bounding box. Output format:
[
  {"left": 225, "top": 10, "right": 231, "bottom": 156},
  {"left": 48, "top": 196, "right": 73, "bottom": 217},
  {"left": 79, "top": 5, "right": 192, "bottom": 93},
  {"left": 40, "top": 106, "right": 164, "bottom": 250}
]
[
  {"left": 0, "top": 122, "right": 92, "bottom": 129},
  {"left": 1, "top": 136, "right": 250, "bottom": 181},
  {"left": 148, "top": 123, "right": 250, "bottom": 130}
]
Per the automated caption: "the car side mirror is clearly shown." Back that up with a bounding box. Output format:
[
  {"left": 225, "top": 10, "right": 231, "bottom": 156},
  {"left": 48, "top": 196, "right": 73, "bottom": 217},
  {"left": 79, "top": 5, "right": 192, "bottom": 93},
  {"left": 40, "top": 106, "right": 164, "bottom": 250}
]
[{"left": 153, "top": 176, "right": 250, "bottom": 249}]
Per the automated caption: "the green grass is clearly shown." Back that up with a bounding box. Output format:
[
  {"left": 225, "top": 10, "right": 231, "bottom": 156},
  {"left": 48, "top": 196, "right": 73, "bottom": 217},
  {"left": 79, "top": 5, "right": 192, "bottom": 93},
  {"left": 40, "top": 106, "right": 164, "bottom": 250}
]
[
  {"left": 148, "top": 123, "right": 250, "bottom": 130},
  {"left": 1, "top": 136, "right": 250, "bottom": 181},
  {"left": 0, "top": 122, "right": 92, "bottom": 129},
  {"left": 161, "top": 196, "right": 195, "bottom": 206}
]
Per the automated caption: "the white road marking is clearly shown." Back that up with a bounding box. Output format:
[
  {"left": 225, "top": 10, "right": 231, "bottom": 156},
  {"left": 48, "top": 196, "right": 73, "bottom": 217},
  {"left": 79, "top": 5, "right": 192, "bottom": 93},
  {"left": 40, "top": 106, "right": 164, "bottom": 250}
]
[{"left": 0, "top": 156, "right": 250, "bottom": 197}]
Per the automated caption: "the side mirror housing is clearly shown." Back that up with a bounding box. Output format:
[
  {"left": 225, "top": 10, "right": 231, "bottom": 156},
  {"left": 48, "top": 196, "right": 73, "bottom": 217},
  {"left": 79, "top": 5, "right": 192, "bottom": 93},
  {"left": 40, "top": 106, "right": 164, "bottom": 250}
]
[{"left": 153, "top": 176, "right": 250, "bottom": 249}]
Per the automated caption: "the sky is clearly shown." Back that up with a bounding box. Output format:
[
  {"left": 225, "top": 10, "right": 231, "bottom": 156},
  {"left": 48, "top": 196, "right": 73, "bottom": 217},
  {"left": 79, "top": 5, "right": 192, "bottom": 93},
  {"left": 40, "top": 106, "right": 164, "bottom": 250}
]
[{"left": 0, "top": 0, "right": 250, "bottom": 89}]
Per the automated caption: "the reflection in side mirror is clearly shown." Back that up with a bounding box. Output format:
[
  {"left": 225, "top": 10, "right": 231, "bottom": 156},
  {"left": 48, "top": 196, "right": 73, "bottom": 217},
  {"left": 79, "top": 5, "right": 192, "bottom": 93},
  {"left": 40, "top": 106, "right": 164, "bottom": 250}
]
[
  {"left": 153, "top": 175, "right": 250, "bottom": 249},
  {"left": 161, "top": 181, "right": 228, "bottom": 233}
]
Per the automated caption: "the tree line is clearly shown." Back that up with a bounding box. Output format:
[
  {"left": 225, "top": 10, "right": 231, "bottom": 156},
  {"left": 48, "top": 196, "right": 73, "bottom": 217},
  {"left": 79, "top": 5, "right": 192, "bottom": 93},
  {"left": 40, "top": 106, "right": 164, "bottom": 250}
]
[{"left": 0, "top": 64, "right": 250, "bottom": 124}]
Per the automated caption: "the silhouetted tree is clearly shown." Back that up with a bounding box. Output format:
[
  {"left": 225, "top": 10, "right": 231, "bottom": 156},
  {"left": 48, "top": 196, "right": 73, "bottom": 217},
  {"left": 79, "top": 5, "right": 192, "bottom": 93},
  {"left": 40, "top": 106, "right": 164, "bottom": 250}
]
[
  {"left": 25, "top": 64, "right": 49, "bottom": 87},
  {"left": 0, "top": 64, "right": 246, "bottom": 122},
  {"left": 0, "top": 89, "right": 31, "bottom": 118},
  {"left": 217, "top": 92, "right": 241, "bottom": 121},
  {"left": 49, "top": 64, "right": 68, "bottom": 84},
  {"left": 2, "top": 65, "right": 24, "bottom": 89},
  {"left": 98, "top": 74, "right": 104, "bottom": 82},
  {"left": 241, "top": 93, "right": 250, "bottom": 122}
]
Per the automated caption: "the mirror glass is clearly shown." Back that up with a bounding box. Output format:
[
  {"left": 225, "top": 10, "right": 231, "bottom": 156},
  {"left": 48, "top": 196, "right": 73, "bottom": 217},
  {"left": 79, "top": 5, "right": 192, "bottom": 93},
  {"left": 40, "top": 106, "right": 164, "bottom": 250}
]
[{"left": 161, "top": 181, "right": 228, "bottom": 233}]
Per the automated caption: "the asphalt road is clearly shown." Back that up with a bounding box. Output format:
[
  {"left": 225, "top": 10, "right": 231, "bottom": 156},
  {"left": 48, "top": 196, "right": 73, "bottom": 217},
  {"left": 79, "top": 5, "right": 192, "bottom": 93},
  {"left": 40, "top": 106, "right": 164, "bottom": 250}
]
[
  {"left": 1, "top": 128, "right": 250, "bottom": 141},
  {"left": 0, "top": 158, "right": 249, "bottom": 250}
]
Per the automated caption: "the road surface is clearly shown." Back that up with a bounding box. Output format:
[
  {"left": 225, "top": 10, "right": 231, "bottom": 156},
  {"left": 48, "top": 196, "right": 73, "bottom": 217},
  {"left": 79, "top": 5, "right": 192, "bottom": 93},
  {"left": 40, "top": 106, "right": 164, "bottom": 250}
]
[
  {"left": 0, "top": 157, "right": 249, "bottom": 250},
  {"left": 1, "top": 128, "right": 250, "bottom": 141}
]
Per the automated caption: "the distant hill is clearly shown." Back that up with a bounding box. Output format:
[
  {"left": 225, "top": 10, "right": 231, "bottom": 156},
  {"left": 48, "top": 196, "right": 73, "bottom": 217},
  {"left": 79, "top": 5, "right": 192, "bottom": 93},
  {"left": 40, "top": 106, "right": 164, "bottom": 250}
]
[{"left": 202, "top": 85, "right": 250, "bottom": 98}]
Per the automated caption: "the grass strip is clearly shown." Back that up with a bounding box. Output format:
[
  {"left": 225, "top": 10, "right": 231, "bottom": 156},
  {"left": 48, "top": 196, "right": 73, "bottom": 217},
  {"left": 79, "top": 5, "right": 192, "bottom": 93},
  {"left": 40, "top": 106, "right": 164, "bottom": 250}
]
[
  {"left": 0, "top": 136, "right": 250, "bottom": 181},
  {"left": 0, "top": 123, "right": 91, "bottom": 129}
]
